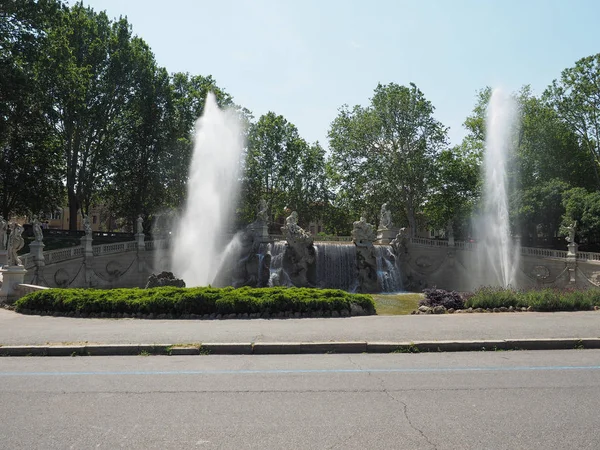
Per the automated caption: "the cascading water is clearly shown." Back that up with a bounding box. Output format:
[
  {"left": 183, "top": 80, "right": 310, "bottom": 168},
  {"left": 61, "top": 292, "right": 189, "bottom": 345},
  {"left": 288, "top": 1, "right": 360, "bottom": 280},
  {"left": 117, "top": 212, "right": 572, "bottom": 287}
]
[
  {"left": 375, "top": 245, "right": 403, "bottom": 292},
  {"left": 171, "top": 93, "right": 243, "bottom": 286},
  {"left": 476, "top": 88, "right": 520, "bottom": 287},
  {"left": 314, "top": 242, "right": 357, "bottom": 291},
  {"left": 268, "top": 241, "right": 289, "bottom": 286}
]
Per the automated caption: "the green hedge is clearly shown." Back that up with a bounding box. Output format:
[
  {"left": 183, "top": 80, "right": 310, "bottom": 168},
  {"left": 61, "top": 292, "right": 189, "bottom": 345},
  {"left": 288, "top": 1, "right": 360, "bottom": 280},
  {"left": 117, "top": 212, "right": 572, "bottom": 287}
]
[
  {"left": 14, "top": 286, "right": 375, "bottom": 317},
  {"left": 465, "top": 287, "right": 600, "bottom": 311}
]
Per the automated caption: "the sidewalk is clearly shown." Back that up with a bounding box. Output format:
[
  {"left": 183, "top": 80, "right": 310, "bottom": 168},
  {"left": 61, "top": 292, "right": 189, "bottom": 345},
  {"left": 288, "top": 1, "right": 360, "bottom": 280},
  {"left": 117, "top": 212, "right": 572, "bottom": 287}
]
[{"left": 1, "top": 308, "right": 599, "bottom": 352}]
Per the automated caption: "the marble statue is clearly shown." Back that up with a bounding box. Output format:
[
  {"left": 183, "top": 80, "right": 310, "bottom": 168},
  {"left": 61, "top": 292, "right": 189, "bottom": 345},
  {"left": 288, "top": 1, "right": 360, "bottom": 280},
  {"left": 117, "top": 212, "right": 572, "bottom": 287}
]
[
  {"left": 0, "top": 215, "right": 7, "bottom": 250},
  {"left": 280, "top": 211, "right": 316, "bottom": 287},
  {"left": 565, "top": 221, "right": 577, "bottom": 243},
  {"left": 391, "top": 227, "right": 409, "bottom": 254},
  {"left": 32, "top": 215, "right": 43, "bottom": 242},
  {"left": 379, "top": 203, "right": 393, "bottom": 230},
  {"left": 352, "top": 216, "right": 376, "bottom": 247},
  {"left": 83, "top": 214, "right": 92, "bottom": 236},
  {"left": 7, "top": 223, "right": 24, "bottom": 266},
  {"left": 256, "top": 199, "right": 268, "bottom": 224},
  {"left": 137, "top": 215, "right": 143, "bottom": 234}
]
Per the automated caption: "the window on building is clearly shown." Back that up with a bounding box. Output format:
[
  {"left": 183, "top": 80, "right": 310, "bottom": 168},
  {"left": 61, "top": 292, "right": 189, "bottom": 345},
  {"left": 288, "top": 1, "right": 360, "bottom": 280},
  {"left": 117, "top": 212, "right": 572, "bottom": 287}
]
[{"left": 92, "top": 215, "right": 97, "bottom": 224}]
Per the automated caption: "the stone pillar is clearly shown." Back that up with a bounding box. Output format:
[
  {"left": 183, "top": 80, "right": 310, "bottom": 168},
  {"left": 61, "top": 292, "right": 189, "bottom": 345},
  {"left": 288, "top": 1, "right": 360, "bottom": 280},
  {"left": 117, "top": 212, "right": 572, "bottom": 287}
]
[
  {"left": 30, "top": 240, "right": 45, "bottom": 268},
  {"left": 0, "top": 265, "right": 28, "bottom": 304},
  {"left": 567, "top": 242, "right": 578, "bottom": 284},
  {"left": 80, "top": 234, "right": 93, "bottom": 259},
  {"left": 135, "top": 232, "right": 145, "bottom": 251}
]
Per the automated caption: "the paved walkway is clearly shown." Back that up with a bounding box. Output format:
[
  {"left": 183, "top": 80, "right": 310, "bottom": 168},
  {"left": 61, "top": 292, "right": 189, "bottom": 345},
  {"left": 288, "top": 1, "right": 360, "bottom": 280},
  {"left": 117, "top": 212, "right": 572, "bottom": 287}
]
[{"left": 1, "top": 308, "right": 598, "bottom": 346}]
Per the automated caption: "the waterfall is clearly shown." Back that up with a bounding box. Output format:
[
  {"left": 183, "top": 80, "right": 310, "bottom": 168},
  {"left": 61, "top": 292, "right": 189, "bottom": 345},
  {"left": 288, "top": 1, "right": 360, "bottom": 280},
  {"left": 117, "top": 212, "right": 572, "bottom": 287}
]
[
  {"left": 268, "top": 241, "right": 290, "bottom": 286},
  {"left": 375, "top": 245, "right": 403, "bottom": 292},
  {"left": 314, "top": 242, "right": 357, "bottom": 291}
]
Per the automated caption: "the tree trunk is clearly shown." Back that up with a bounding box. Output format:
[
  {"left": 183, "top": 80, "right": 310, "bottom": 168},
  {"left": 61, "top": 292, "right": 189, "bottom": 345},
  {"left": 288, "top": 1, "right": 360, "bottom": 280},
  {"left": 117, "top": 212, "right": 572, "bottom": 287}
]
[{"left": 68, "top": 191, "right": 79, "bottom": 231}]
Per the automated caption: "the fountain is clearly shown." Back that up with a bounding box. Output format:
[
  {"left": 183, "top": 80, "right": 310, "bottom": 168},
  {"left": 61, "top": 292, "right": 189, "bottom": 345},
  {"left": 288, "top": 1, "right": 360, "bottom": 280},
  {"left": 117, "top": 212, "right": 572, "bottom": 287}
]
[
  {"left": 171, "top": 93, "right": 244, "bottom": 287},
  {"left": 476, "top": 88, "right": 520, "bottom": 287}
]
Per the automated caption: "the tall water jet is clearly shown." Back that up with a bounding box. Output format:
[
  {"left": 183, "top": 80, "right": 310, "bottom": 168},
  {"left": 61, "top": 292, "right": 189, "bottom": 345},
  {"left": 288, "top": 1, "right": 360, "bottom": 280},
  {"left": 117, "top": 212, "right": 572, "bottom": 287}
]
[
  {"left": 476, "top": 88, "right": 520, "bottom": 287},
  {"left": 171, "top": 93, "right": 244, "bottom": 286}
]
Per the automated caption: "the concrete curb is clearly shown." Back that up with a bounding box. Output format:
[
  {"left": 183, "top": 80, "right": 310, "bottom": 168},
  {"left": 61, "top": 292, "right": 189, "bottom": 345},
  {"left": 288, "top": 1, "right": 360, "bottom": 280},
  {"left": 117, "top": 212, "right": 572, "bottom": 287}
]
[{"left": 1, "top": 338, "right": 600, "bottom": 356}]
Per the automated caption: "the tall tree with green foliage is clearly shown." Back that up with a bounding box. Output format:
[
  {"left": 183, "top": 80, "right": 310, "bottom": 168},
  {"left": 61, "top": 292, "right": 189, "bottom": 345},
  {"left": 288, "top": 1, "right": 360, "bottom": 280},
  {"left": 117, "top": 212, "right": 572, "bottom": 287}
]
[
  {"left": 328, "top": 82, "right": 448, "bottom": 234},
  {"left": 544, "top": 54, "right": 600, "bottom": 188},
  {"left": 0, "top": 0, "right": 65, "bottom": 218},
  {"left": 40, "top": 2, "right": 138, "bottom": 229},
  {"left": 242, "top": 112, "right": 327, "bottom": 228}
]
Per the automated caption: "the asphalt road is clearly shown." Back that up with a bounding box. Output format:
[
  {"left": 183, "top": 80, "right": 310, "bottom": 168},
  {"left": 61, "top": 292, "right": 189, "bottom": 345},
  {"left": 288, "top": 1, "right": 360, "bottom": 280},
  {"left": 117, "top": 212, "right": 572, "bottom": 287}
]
[
  {"left": 1, "top": 350, "right": 600, "bottom": 449},
  {"left": 1, "top": 308, "right": 599, "bottom": 345}
]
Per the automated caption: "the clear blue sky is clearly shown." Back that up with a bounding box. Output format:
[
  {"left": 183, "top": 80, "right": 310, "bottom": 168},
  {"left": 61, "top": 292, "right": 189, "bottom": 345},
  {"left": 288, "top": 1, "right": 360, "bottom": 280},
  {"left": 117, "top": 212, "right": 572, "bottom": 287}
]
[{"left": 81, "top": 0, "right": 600, "bottom": 148}]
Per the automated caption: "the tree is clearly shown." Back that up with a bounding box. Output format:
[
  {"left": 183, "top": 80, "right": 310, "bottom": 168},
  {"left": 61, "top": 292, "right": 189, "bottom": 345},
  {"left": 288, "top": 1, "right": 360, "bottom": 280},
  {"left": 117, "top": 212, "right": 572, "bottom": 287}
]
[
  {"left": 242, "top": 112, "right": 327, "bottom": 229},
  {"left": 0, "top": 0, "right": 65, "bottom": 218},
  {"left": 40, "top": 2, "right": 138, "bottom": 229},
  {"left": 544, "top": 54, "right": 600, "bottom": 188},
  {"left": 328, "top": 82, "right": 448, "bottom": 234},
  {"left": 424, "top": 145, "right": 480, "bottom": 237}
]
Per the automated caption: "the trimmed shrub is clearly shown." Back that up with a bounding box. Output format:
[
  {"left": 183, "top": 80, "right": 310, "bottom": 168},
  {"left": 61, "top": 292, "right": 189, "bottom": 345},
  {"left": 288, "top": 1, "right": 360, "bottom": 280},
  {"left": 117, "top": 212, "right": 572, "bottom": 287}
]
[
  {"left": 420, "top": 288, "right": 464, "bottom": 310},
  {"left": 14, "top": 286, "right": 376, "bottom": 318}
]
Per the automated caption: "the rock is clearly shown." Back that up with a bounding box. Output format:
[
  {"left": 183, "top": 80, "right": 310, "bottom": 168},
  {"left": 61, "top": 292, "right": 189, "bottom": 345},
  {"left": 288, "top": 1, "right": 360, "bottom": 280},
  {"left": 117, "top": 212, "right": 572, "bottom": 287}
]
[
  {"left": 261, "top": 312, "right": 270, "bottom": 319},
  {"left": 432, "top": 306, "right": 446, "bottom": 314},
  {"left": 493, "top": 308, "right": 500, "bottom": 313},
  {"left": 594, "top": 306, "right": 599, "bottom": 311},
  {"left": 418, "top": 305, "right": 431, "bottom": 313},
  {"left": 294, "top": 312, "right": 301, "bottom": 318},
  {"left": 350, "top": 304, "right": 365, "bottom": 316},
  {"left": 242, "top": 313, "right": 249, "bottom": 319},
  {"left": 216, "top": 314, "right": 223, "bottom": 320},
  {"left": 147, "top": 313, "right": 154, "bottom": 319},
  {"left": 508, "top": 306, "right": 514, "bottom": 312},
  {"left": 447, "top": 308, "right": 455, "bottom": 314},
  {"left": 302, "top": 312, "right": 311, "bottom": 318},
  {"left": 340, "top": 309, "right": 350, "bottom": 317},
  {"left": 475, "top": 308, "right": 483, "bottom": 313},
  {"left": 499, "top": 307, "right": 508, "bottom": 313},
  {"left": 527, "top": 306, "right": 534, "bottom": 312},
  {"left": 331, "top": 311, "right": 340, "bottom": 318},
  {"left": 227, "top": 313, "right": 237, "bottom": 319}
]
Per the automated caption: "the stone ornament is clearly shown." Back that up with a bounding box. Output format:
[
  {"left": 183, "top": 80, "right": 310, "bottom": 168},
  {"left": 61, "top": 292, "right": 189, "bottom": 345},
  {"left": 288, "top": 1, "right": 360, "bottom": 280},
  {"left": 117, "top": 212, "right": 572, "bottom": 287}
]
[
  {"left": 83, "top": 215, "right": 92, "bottom": 236},
  {"left": 379, "top": 203, "right": 393, "bottom": 230},
  {"left": 256, "top": 199, "right": 268, "bottom": 224},
  {"left": 531, "top": 265, "right": 550, "bottom": 280},
  {"left": 32, "top": 215, "right": 43, "bottom": 242},
  {"left": 137, "top": 215, "right": 143, "bottom": 234},
  {"left": 0, "top": 215, "right": 7, "bottom": 250},
  {"left": 7, "top": 222, "right": 24, "bottom": 266},
  {"left": 352, "top": 217, "right": 376, "bottom": 247},
  {"left": 565, "top": 221, "right": 577, "bottom": 243}
]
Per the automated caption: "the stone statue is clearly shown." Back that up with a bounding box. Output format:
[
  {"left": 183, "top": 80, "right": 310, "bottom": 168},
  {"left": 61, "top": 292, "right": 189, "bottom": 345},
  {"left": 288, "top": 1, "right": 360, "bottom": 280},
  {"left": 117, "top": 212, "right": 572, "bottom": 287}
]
[
  {"left": 32, "top": 215, "right": 43, "bottom": 242},
  {"left": 446, "top": 219, "right": 454, "bottom": 240},
  {"left": 0, "top": 215, "right": 7, "bottom": 250},
  {"left": 565, "top": 221, "right": 577, "bottom": 243},
  {"left": 352, "top": 216, "right": 376, "bottom": 247},
  {"left": 7, "top": 223, "right": 24, "bottom": 266},
  {"left": 256, "top": 199, "right": 268, "bottom": 224},
  {"left": 280, "top": 211, "right": 316, "bottom": 287},
  {"left": 379, "top": 203, "right": 393, "bottom": 230},
  {"left": 83, "top": 214, "right": 92, "bottom": 236},
  {"left": 137, "top": 215, "right": 143, "bottom": 234},
  {"left": 391, "top": 227, "right": 409, "bottom": 254}
]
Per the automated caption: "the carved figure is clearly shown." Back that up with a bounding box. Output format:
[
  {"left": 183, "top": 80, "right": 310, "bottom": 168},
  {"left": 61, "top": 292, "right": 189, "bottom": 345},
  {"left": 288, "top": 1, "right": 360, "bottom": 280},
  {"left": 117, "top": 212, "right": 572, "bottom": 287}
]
[
  {"left": 7, "top": 223, "right": 24, "bottom": 266},
  {"left": 280, "top": 211, "right": 316, "bottom": 287},
  {"left": 0, "top": 215, "right": 7, "bottom": 250},
  {"left": 565, "top": 221, "right": 577, "bottom": 243},
  {"left": 32, "top": 216, "right": 43, "bottom": 242},
  {"left": 379, "top": 203, "right": 393, "bottom": 230},
  {"left": 137, "top": 215, "right": 144, "bottom": 234},
  {"left": 256, "top": 199, "right": 268, "bottom": 224},
  {"left": 391, "top": 227, "right": 409, "bottom": 254},
  {"left": 83, "top": 215, "right": 92, "bottom": 236},
  {"left": 352, "top": 217, "right": 376, "bottom": 247}
]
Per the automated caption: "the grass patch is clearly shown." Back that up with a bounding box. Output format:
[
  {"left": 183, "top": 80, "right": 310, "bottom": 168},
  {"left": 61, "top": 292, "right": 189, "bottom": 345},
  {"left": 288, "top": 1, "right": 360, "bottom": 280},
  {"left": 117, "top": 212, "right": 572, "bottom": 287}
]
[
  {"left": 14, "top": 286, "right": 376, "bottom": 317},
  {"left": 465, "top": 287, "right": 600, "bottom": 311},
  {"left": 373, "top": 293, "right": 422, "bottom": 315}
]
